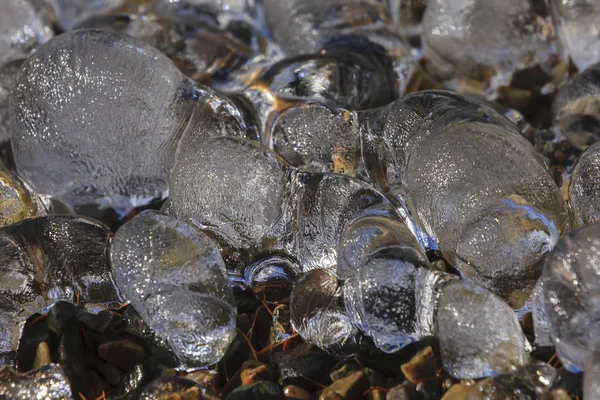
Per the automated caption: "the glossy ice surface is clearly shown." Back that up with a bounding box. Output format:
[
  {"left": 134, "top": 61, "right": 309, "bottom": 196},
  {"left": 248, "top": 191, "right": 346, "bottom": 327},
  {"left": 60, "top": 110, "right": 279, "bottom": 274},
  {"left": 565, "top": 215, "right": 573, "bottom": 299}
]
[{"left": 110, "top": 211, "right": 236, "bottom": 370}]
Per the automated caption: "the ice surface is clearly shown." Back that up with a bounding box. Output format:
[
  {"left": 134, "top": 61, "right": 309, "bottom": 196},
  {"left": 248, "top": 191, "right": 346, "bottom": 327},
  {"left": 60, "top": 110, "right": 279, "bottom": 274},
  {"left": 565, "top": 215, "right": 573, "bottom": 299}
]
[
  {"left": 531, "top": 273, "right": 554, "bottom": 347},
  {"left": 422, "top": 0, "right": 559, "bottom": 93},
  {"left": 363, "top": 91, "right": 567, "bottom": 307},
  {"left": 585, "top": 347, "right": 600, "bottom": 400},
  {"left": 550, "top": 0, "right": 600, "bottom": 71},
  {"left": 50, "top": 0, "right": 124, "bottom": 30},
  {"left": 0, "top": 0, "right": 53, "bottom": 66},
  {"left": 0, "top": 216, "right": 118, "bottom": 363},
  {"left": 170, "top": 136, "right": 415, "bottom": 287},
  {"left": 110, "top": 210, "right": 236, "bottom": 369},
  {"left": 0, "top": 364, "right": 72, "bottom": 398},
  {"left": 10, "top": 29, "right": 197, "bottom": 215},
  {"left": 553, "top": 62, "right": 600, "bottom": 149},
  {"left": 437, "top": 281, "right": 529, "bottom": 379},
  {"left": 0, "top": 60, "right": 24, "bottom": 143},
  {"left": 153, "top": 0, "right": 254, "bottom": 20},
  {"left": 569, "top": 141, "right": 600, "bottom": 228},
  {"left": 540, "top": 222, "right": 600, "bottom": 372},
  {"left": 290, "top": 269, "right": 358, "bottom": 356}
]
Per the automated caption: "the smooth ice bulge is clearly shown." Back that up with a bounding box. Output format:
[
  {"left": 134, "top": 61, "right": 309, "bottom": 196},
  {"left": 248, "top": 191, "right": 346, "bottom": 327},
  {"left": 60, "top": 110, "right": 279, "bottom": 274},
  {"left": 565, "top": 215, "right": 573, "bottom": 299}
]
[
  {"left": 364, "top": 91, "right": 567, "bottom": 307},
  {"left": 539, "top": 222, "right": 600, "bottom": 372},
  {"left": 422, "top": 0, "right": 559, "bottom": 93},
  {"left": 10, "top": 29, "right": 196, "bottom": 215},
  {"left": 110, "top": 211, "right": 237, "bottom": 370},
  {"left": 437, "top": 281, "right": 529, "bottom": 379},
  {"left": 569, "top": 141, "right": 600, "bottom": 228}
]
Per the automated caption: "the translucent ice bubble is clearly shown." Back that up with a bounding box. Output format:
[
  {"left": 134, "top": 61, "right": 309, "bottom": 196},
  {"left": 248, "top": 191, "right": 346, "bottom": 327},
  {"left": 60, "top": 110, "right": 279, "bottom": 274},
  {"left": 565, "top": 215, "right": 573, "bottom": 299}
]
[
  {"left": 0, "top": 0, "right": 53, "bottom": 66},
  {"left": 549, "top": 0, "right": 600, "bottom": 71},
  {"left": 290, "top": 269, "right": 358, "bottom": 357},
  {"left": 110, "top": 210, "right": 236, "bottom": 370},
  {"left": 540, "top": 221, "right": 600, "bottom": 372},
  {"left": 569, "top": 141, "right": 600, "bottom": 229},
  {"left": 438, "top": 281, "right": 530, "bottom": 379},
  {"left": 10, "top": 30, "right": 198, "bottom": 216},
  {"left": 363, "top": 91, "right": 568, "bottom": 307},
  {"left": 553, "top": 62, "right": 600, "bottom": 150},
  {"left": 422, "top": 0, "right": 560, "bottom": 94},
  {"left": 0, "top": 216, "right": 118, "bottom": 364},
  {"left": 342, "top": 216, "right": 456, "bottom": 352},
  {"left": 170, "top": 135, "right": 415, "bottom": 287}
]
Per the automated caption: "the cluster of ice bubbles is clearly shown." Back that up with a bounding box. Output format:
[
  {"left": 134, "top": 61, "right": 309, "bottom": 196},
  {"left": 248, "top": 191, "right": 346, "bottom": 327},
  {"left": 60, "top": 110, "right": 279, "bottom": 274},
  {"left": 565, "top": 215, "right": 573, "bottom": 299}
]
[{"left": 3, "top": 0, "right": 600, "bottom": 397}]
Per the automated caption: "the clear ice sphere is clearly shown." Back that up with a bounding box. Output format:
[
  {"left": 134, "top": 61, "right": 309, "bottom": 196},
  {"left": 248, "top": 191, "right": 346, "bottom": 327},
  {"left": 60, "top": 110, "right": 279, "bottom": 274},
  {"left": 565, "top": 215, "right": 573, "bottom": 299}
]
[
  {"left": 0, "top": 0, "right": 53, "bottom": 66},
  {"left": 290, "top": 269, "right": 358, "bottom": 357},
  {"left": 10, "top": 29, "right": 196, "bottom": 215},
  {"left": 541, "top": 221, "right": 600, "bottom": 372},
  {"left": 438, "top": 281, "right": 529, "bottom": 379},
  {"left": 569, "top": 141, "right": 600, "bottom": 228},
  {"left": 549, "top": 0, "right": 600, "bottom": 71},
  {"left": 110, "top": 210, "right": 237, "bottom": 369},
  {"left": 422, "top": 0, "right": 559, "bottom": 93},
  {"left": 553, "top": 62, "right": 600, "bottom": 149},
  {"left": 365, "top": 91, "right": 567, "bottom": 306},
  {"left": 0, "top": 216, "right": 118, "bottom": 361},
  {"left": 49, "top": 0, "right": 124, "bottom": 31}
]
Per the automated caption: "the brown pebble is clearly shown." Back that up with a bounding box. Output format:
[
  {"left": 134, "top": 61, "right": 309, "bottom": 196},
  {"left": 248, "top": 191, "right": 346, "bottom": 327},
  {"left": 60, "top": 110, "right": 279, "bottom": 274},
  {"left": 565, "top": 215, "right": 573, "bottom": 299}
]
[
  {"left": 186, "top": 369, "right": 220, "bottom": 391},
  {"left": 283, "top": 385, "right": 311, "bottom": 400},
  {"left": 386, "top": 381, "right": 418, "bottom": 400},
  {"left": 32, "top": 342, "right": 51, "bottom": 370},
  {"left": 97, "top": 339, "right": 147, "bottom": 370},
  {"left": 540, "top": 389, "right": 571, "bottom": 400},
  {"left": 319, "top": 371, "right": 370, "bottom": 400},
  {"left": 240, "top": 362, "right": 273, "bottom": 386},
  {"left": 400, "top": 346, "right": 437, "bottom": 384},
  {"left": 441, "top": 384, "right": 471, "bottom": 400}
]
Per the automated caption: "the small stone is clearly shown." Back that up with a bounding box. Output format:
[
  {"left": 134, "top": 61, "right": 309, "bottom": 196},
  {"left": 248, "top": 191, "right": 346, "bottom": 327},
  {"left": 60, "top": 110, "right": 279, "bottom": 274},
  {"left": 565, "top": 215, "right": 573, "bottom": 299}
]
[
  {"left": 111, "top": 364, "right": 146, "bottom": 399},
  {"left": 226, "top": 380, "right": 285, "bottom": 400},
  {"left": 386, "top": 381, "right": 418, "bottom": 400},
  {"left": 241, "top": 361, "right": 273, "bottom": 385},
  {"left": 540, "top": 389, "right": 571, "bottom": 400},
  {"left": 401, "top": 346, "right": 437, "bottom": 384},
  {"left": 319, "top": 371, "right": 370, "bottom": 400},
  {"left": 271, "top": 343, "right": 337, "bottom": 391},
  {"left": 186, "top": 369, "right": 220, "bottom": 391},
  {"left": 75, "top": 308, "right": 113, "bottom": 332},
  {"left": 32, "top": 341, "right": 51, "bottom": 370},
  {"left": 139, "top": 376, "right": 205, "bottom": 399},
  {"left": 441, "top": 384, "right": 470, "bottom": 400},
  {"left": 330, "top": 362, "right": 363, "bottom": 382},
  {"left": 87, "top": 370, "right": 109, "bottom": 396},
  {"left": 97, "top": 339, "right": 148, "bottom": 371},
  {"left": 47, "top": 301, "right": 77, "bottom": 336},
  {"left": 283, "top": 385, "right": 311, "bottom": 400},
  {"left": 97, "top": 362, "right": 124, "bottom": 386}
]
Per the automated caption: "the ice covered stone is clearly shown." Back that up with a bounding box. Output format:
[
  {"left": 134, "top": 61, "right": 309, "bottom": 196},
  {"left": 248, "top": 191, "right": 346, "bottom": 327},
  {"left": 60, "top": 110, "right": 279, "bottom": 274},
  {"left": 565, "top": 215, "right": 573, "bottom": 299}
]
[
  {"left": 50, "top": 0, "right": 124, "bottom": 30},
  {"left": 553, "top": 62, "right": 600, "bottom": 149},
  {"left": 569, "top": 141, "right": 600, "bottom": 228},
  {"left": 437, "top": 281, "right": 529, "bottom": 379},
  {"left": 10, "top": 29, "right": 202, "bottom": 215},
  {"left": 110, "top": 210, "right": 236, "bottom": 370},
  {"left": 549, "top": 0, "right": 600, "bottom": 71},
  {"left": 0, "top": 364, "right": 72, "bottom": 398},
  {"left": 422, "top": 0, "right": 560, "bottom": 94},
  {"left": 0, "top": 216, "right": 118, "bottom": 364},
  {"left": 153, "top": 0, "right": 255, "bottom": 21},
  {"left": 540, "top": 221, "right": 600, "bottom": 372},
  {"left": 170, "top": 136, "right": 413, "bottom": 287},
  {"left": 290, "top": 269, "right": 358, "bottom": 356},
  {"left": 0, "top": 167, "right": 46, "bottom": 227},
  {"left": 363, "top": 91, "right": 567, "bottom": 307},
  {"left": 0, "top": 0, "right": 53, "bottom": 66}
]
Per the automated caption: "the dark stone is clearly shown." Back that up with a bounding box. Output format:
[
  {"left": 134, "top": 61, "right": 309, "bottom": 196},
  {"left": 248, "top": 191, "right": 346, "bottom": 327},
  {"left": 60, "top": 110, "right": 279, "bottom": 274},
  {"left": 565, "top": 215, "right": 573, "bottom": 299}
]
[
  {"left": 386, "top": 381, "right": 419, "bottom": 400},
  {"left": 97, "top": 361, "right": 125, "bottom": 386},
  {"left": 270, "top": 343, "right": 337, "bottom": 391},
  {"left": 218, "top": 330, "right": 252, "bottom": 387},
  {"left": 97, "top": 339, "right": 148, "bottom": 371},
  {"left": 47, "top": 301, "right": 77, "bottom": 336},
  {"left": 330, "top": 361, "right": 362, "bottom": 382},
  {"left": 319, "top": 371, "right": 370, "bottom": 400},
  {"left": 75, "top": 308, "right": 113, "bottom": 332},
  {"left": 17, "top": 316, "right": 50, "bottom": 371},
  {"left": 110, "top": 363, "right": 146, "bottom": 399},
  {"left": 226, "top": 380, "right": 285, "bottom": 400},
  {"left": 416, "top": 381, "right": 442, "bottom": 400},
  {"left": 87, "top": 370, "right": 109, "bottom": 396},
  {"left": 552, "top": 369, "right": 583, "bottom": 399},
  {"left": 59, "top": 325, "right": 90, "bottom": 399}
]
